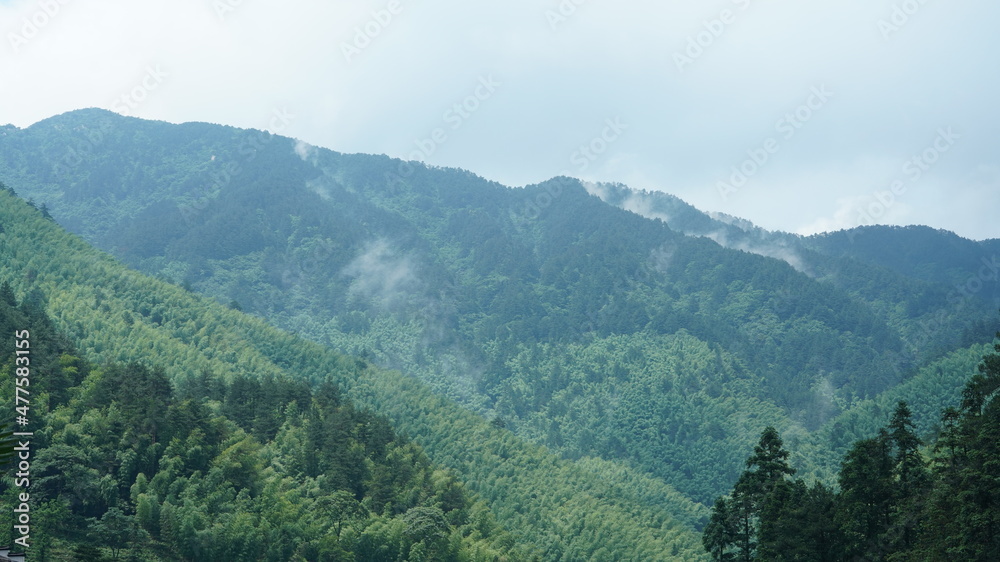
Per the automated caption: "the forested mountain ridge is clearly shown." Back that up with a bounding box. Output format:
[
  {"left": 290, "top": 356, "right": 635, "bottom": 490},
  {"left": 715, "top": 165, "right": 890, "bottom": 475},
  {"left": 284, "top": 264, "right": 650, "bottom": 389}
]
[
  {"left": 2, "top": 108, "right": 997, "bottom": 509},
  {"left": 0, "top": 183, "right": 710, "bottom": 559},
  {"left": 589, "top": 184, "right": 1000, "bottom": 359}
]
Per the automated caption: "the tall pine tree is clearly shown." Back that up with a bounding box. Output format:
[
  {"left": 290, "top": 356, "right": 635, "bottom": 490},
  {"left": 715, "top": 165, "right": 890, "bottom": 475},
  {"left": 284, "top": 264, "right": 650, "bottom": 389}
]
[{"left": 704, "top": 426, "right": 795, "bottom": 561}]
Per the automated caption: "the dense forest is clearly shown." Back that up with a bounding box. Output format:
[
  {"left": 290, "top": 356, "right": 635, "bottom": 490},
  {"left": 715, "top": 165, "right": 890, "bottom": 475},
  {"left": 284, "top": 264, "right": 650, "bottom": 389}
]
[
  {"left": 2, "top": 109, "right": 999, "bottom": 559},
  {"left": 0, "top": 182, "right": 709, "bottom": 559},
  {"left": 0, "top": 282, "right": 523, "bottom": 560},
  {"left": 3, "top": 110, "right": 998, "bottom": 512},
  {"left": 704, "top": 338, "right": 1000, "bottom": 560}
]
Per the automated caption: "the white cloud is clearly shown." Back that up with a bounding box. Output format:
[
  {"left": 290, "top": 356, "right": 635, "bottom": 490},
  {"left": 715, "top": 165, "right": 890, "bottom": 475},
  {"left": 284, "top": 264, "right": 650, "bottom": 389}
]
[
  {"left": 342, "top": 239, "right": 420, "bottom": 312},
  {"left": 619, "top": 191, "right": 672, "bottom": 223},
  {"left": 305, "top": 177, "right": 331, "bottom": 201},
  {"left": 795, "top": 196, "right": 873, "bottom": 236},
  {"left": 294, "top": 139, "right": 316, "bottom": 162}
]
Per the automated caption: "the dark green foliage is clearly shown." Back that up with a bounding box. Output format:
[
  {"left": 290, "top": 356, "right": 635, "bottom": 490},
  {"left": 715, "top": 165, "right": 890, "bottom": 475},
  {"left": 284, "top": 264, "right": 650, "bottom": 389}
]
[
  {"left": 704, "top": 427, "right": 797, "bottom": 561},
  {"left": 402, "top": 506, "right": 451, "bottom": 556},
  {"left": 746, "top": 427, "right": 795, "bottom": 489},
  {"left": 886, "top": 401, "right": 930, "bottom": 554},
  {"left": 775, "top": 481, "right": 843, "bottom": 562},
  {"left": 89, "top": 507, "right": 146, "bottom": 559},
  {"left": 1, "top": 331, "right": 522, "bottom": 560},
  {"left": 705, "top": 338, "right": 1000, "bottom": 561},
  {"left": 838, "top": 433, "right": 894, "bottom": 559},
  {"left": 917, "top": 336, "right": 1000, "bottom": 560},
  {"left": 0, "top": 281, "right": 16, "bottom": 307},
  {"left": 0, "top": 422, "right": 14, "bottom": 472},
  {"left": 72, "top": 544, "right": 103, "bottom": 562},
  {"left": 703, "top": 497, "right": 737, "bottom": 561}
]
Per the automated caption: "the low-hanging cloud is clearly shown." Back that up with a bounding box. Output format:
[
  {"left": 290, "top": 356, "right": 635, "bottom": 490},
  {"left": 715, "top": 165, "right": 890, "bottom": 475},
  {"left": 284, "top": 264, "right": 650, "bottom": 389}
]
[
  {"left": 342, "top": 239, "right": 421, "bottom": 312},
  {"left": 294, "top": 139, "right": 318, "bottom": 163}
]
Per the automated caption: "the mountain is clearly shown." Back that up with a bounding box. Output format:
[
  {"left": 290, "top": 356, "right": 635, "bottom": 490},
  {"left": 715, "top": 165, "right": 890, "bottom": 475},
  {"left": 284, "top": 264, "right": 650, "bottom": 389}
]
[
  {"left": 589, "top": 184, "right": 1000, "bottom": 357},
  {"left": 0, "top": 182, "right": 709, "bottom": 559},
  {"left": 2, "top": 108, "right": 997, "bottom": 511}
]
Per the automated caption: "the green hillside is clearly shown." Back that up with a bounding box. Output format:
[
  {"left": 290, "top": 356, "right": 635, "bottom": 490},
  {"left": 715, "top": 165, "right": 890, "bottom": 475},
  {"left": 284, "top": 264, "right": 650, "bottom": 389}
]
[
  {"left": 795, "top": 340, "right": 995, "bottom": 482},
  {"left": 0, "top": 289, "right": 524, "bottom": 560},
  {"left": 0, "top": 184, "right": 709, "bottom": 559}
]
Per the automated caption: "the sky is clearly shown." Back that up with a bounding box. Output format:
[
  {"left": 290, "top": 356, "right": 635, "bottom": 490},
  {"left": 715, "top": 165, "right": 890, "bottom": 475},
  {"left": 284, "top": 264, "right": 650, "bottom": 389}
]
[{"left": 1, "top": 0, "right": 998, "bottom": 240}]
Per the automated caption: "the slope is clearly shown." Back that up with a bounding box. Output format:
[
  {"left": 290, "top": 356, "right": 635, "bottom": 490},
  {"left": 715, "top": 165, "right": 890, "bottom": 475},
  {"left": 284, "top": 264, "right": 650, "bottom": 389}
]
[
  {"left": 0, "top": 292, "right": 525, "bottom": 559},
  {"left": 0, "top": 184, "right": 709, "bottom": 559}
]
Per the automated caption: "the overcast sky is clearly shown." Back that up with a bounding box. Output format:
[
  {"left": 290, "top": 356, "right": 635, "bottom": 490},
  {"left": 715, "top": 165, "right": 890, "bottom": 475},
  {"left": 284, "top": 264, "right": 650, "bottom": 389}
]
[{"left": 2, "top": 0, "right": 998, "bottom": 239}]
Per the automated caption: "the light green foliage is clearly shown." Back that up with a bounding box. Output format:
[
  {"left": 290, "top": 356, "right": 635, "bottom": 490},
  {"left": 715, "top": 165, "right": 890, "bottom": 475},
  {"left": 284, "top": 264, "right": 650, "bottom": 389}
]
[
  {"left": 496, "top": 332, "right": 794, "bottom": 504},
  {"left": 0, "top": 298, "right": 524, "bottom": 560}
]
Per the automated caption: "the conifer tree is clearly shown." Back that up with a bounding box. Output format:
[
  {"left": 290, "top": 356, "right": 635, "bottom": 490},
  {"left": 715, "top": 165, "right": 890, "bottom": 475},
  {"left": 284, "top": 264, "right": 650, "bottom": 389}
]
[
  {"left": 703, "top": 496, "right": 737, "bottom": 561},
  {"left": 886, "top": 400, "right": 928, "bottom": 553},
  {"left": 0, "top": 280, "right": 17, "bottom": 307},
  {"left": 746, "top": 427, "right": 795, "bottom": 561},
  {"left": 704, "top": 426, "right": 795, "bottom": 561},
  {"left": 838, "top": 431, "right": 894, "bottom": 560},
  {"left": 921, "top": 336, "right": 1000, "bottom": 560}
]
